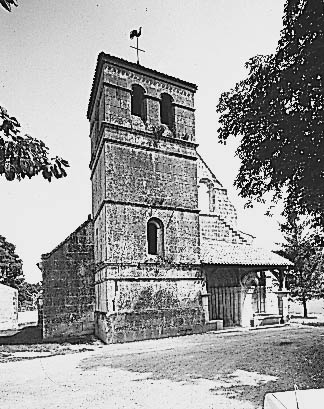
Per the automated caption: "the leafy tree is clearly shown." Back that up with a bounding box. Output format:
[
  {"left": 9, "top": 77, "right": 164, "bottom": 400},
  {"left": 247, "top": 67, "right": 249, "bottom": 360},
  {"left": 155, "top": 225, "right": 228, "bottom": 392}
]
[
  {"left": 0, "top": 106, "right": 69, "bottom": 181},
  {"left": 18, "top": 281, "right": 42, "bottom": 310},
  {"left": 216, "top": 0, "right": 324, "bottom": 220},
  {"left": 0, "top": 235, "right": 42, "bottom": 308},
  {"left": 0, "top": 234, "right": 24, "bottom": 289},
  {"left": 0, "top": 0, "right": 17, "bottom": 12},
  {"left": 0, "top": 0, "right": 66, "bottom": 310},
  {"left": 276, "top": 214, "right": 324, "bottom": 317}
]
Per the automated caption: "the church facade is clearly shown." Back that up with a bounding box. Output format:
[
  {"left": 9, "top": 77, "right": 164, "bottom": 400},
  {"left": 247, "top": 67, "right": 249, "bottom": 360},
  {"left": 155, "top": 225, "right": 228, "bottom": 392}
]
[{"left": 40, "top": 53, "right": 291, "bottom": 343}]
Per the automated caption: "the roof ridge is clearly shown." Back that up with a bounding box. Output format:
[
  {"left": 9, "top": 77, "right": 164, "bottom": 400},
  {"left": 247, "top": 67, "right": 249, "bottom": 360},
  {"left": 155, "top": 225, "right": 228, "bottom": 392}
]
[
  {"left": 41, "top": 215, "right": 93, "bottom": 260},
  {"left": 197, "top": 152, "right": 223, "bottom": 187}
]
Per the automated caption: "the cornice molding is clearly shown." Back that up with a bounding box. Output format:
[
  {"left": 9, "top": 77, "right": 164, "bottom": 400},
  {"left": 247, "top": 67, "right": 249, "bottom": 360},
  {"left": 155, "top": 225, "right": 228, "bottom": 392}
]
[
  {"left": 89, "top": 122, "right": 198, "bottom": 175},
  {"left": 93, "top": 199, "right": 199, "bottom": 222},
  {"left": 87, "top": 52, "right": 197, "bottom": 119}
]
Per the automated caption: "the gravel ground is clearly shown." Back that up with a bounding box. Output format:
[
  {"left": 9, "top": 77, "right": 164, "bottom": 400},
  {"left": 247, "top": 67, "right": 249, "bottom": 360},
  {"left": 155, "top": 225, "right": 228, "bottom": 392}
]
[{"left": 1, "top": 326, "right": 324, "bottom": 409}]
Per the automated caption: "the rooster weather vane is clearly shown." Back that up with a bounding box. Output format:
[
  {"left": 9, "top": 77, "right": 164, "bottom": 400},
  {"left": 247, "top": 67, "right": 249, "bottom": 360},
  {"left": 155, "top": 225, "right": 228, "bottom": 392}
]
[
  {"left": 130, "top": 27, "right": 145, "bottom": 65},
  {"left": 0, "top": 0, "right": 18, "bottom": 12}
]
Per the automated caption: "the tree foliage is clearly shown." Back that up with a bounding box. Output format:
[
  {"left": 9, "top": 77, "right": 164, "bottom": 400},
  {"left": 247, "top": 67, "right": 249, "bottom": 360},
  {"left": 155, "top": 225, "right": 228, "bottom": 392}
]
[
  {"left": 0, "top": 234, "right": 24, "bottom": 289},
  {"left": 0, "top": 106, "right": 69, "bottom": 181},
  {"left": 0, "top": 0, "right": 17, "bottom": 12},
  {"left": 0, "top": 235, "right": 42, "bottom": 308},
  {"left": 276, "top": 214, "right": 324, "bottom": 317},
  {"left": 18, "top": 281, "right": 42, "bottom": 310},
  {"left": 216, "top": 0, "right": 324, "bottom": 220}
]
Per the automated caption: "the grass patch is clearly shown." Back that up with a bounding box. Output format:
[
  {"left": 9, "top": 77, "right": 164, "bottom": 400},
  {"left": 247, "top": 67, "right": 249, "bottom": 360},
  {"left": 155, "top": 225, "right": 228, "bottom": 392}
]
[{"left": 79, "top": 327, "right": 324, "bottom": 407}]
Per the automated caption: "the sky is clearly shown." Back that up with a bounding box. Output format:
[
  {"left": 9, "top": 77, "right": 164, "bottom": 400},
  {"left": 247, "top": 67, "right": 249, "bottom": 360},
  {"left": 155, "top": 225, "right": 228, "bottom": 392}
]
[{"left": 0, "top": 0, "right": 286, "bottom": 283}]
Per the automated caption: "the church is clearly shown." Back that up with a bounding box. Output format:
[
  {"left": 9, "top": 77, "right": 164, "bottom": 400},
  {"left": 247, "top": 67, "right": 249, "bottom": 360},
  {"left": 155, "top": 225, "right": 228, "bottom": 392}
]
[{"left": 39, "top": 53, "right": 291, "bottom": 343}]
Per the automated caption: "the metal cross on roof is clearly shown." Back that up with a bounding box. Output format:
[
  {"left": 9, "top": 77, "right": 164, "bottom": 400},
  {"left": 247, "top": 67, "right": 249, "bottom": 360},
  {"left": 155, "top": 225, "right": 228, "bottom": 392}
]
[{"left": 130, "top": 27, "right": 145, "bottom": 65}]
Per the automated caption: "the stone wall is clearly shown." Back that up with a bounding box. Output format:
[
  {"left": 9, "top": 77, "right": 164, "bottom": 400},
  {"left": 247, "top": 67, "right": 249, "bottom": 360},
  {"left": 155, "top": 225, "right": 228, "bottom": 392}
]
[
  {"left": 104, "top": 142, "right": 197, "bottom": 210},
  {"left": 200, "top": 214, "right": 252, "bottom": 245},
  {"left": 197, "top": 154, "right": 237, "bottom": 226},
  {"left": 91, "top": 127, "right": 200, "bottom": 267},
  {"left": 41, "top": 217, "right": 95, "bottom": 340},
  {"left": 99, "top": 204, "right": 199, "bottom": 264},
  {"left": 101, "top": 60, "right": 196, "bottom": 141},
  {"left": 0, "top": 283, "right": 18, "bottom": 331},
  {"left": 95, "top": 307, "right": 205, "bottom": 344},
  {"left": 95, "top": 264, "right": 203, "bottom": 312},
  {"left": 94, "top": 264, "right": 205, "bottom": 343},
  {"left": 91, "top": 126, "right": 199, "bottom": 216}
]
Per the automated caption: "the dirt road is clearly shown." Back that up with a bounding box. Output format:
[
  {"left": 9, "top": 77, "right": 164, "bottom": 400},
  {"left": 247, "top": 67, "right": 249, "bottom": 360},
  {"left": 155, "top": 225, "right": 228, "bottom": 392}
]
[{"left": 1, "top": 326, "right": 324, "bottom": 409}]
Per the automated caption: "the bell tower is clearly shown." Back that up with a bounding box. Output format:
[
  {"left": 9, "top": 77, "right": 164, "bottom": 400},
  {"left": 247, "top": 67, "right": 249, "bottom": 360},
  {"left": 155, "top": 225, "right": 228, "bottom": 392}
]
[{"left": 87, "top": 53, "right": 204, "bottom": 343}]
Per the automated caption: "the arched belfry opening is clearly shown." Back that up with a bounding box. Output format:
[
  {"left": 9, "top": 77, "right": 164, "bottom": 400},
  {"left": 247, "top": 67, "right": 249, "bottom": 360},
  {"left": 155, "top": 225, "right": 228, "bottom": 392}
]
[
  {"left": 198, "top": 178, "right": 212, "bottom": 214},
  {"left": 160, "top": 93, "right": 174, "bottom": 128},
  {"left": 131, "top": 84, "right": 146, "bottom": 121},
  {"left": 147, "top": 218, "right": 164, "bottom": 256}
]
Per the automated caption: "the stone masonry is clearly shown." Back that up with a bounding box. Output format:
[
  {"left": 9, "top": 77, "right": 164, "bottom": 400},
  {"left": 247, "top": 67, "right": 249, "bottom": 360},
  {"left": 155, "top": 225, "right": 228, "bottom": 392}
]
[
  {"left": 41, "top": 216, "right": 95, "bottom": 340},
  {"left": 88, "top": 53, "right": 205, "bottom": 343},
  {"left": 40, "top": 53, "right": 291, "bottom": 342}
]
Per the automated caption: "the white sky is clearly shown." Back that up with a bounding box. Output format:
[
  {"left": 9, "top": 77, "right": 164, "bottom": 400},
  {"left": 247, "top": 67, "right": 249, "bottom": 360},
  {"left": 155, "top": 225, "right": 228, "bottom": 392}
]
[{"left": 0, "top": 0, "right": 285, "bottom": 283}]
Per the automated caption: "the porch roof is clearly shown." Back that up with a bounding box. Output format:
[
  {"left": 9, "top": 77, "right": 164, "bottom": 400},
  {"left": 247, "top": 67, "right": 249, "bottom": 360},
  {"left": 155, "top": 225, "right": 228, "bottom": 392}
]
[{"left": 200, "top": 241, "right": 292, "bottom": 267}]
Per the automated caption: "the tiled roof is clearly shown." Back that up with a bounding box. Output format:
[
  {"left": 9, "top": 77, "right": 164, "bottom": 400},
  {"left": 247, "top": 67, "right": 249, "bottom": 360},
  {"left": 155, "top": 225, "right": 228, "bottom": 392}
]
[{"left": 201, "top": 241, "right": 292, "bottom": 267}]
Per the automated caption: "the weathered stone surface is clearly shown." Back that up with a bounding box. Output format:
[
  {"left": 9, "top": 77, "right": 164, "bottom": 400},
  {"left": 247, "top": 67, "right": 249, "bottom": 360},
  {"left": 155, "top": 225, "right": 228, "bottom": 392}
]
[
  {"left": 41, "top": 54, "right": 290, "bottom": 343},
  {"left": 95, "top": 266, "right": 203, "bottom": 311},
  {"left": 197, "top": 154, "right": 237, "bottom": 226},
  {"left": 41, "top": 217, "right": 95, "bottom": 340},
  {"left": 95, "top": 306, "right": 205, "bottom": 344},
  {"left": 89, "top": 56, "right": 197, "bottom": 167},
  {"left": 98, "top": 205, "right": 199, "bottom": 264},
  {"left": 200, "top": 214, "right": 251, "bottom": 245},
  {"left": 88, "top": 54, "right": 206, "bottom": 343}
]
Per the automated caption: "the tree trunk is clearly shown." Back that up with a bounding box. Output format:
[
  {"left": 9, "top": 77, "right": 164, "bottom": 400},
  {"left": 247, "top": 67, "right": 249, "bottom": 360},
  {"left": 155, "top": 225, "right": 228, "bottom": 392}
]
[{"left": 302, "top": 296, "right": 308, "bottom": 318}]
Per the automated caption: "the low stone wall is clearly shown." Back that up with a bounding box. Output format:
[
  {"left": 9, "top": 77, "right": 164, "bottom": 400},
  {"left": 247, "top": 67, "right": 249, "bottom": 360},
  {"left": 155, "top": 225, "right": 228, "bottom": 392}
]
[{"left": 95, "top": 307, "right": 205, "bottom": 344}]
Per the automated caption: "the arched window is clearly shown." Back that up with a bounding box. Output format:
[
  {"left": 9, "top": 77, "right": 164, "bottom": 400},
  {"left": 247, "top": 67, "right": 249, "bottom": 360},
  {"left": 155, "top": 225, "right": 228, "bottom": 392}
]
[
  {"left": 198, "top": 178, "right": 212, "bottom": 214},
  {"left": 147, "top": 218, "right": 164, "bottom": 256},
  {"left": 160, "top": 93, "right": 174, "bottom": 128},
  {"left": 131, "top": 84, "right": 146, "bottom": 121}
]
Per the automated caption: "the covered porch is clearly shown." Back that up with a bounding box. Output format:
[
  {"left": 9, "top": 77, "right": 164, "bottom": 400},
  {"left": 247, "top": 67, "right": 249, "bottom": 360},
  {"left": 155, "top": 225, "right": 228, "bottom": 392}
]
[{"left": 200, "top": 242, "right": 292, "bottom": 328}]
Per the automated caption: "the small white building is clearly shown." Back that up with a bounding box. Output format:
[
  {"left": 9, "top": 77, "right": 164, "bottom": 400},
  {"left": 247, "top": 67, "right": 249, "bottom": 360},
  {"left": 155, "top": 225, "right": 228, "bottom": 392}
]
[{"left": 0, "top": 283, "right": 18, "bottom": 331}]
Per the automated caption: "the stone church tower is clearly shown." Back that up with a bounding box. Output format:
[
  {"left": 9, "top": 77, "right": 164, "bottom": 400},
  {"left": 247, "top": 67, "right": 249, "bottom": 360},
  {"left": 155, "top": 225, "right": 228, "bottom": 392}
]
[
  {"left": 87, "top": 53, "right": 205, "bottom": 343},
  {"left": 40, "top": 53, "right": 291, "bottom": 342}
]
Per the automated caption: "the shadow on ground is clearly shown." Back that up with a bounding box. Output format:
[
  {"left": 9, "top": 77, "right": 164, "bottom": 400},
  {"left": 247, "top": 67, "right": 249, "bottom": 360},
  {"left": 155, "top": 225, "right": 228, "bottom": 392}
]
[
  {"left": 0, "top": 326, "right": 42, "bottom": 345},
  {"left": 78, "top": 327, "right": 324, "bottom": 408},
  {"left": 0, "top": 326, "right": 98, "bottom": 346}
]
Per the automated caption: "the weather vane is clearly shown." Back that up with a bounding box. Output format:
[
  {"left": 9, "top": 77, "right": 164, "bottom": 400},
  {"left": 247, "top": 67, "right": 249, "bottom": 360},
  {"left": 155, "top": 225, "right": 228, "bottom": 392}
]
[{"left": 130, "top": 27, "right": 145, "bottom": 65}]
